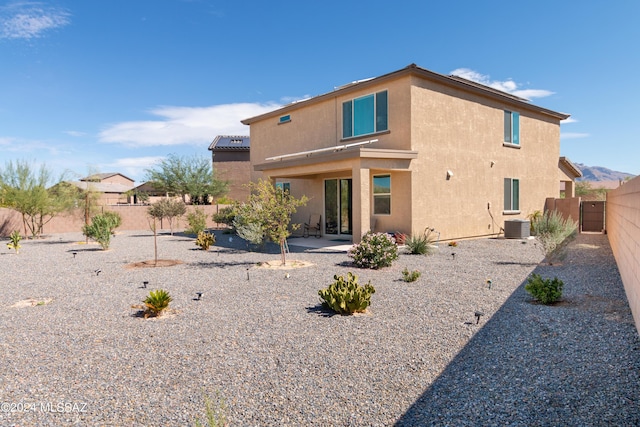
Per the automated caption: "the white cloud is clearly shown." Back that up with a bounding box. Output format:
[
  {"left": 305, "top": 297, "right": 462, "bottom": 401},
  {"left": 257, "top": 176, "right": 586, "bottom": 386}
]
[
  {"left": 99, "top": 102, "right": 280, "bottom": 147},
  {"left": 64, "top": 130, "right": 86, "bottom": 137},
  {"left": 450, "top": 68, "right": 554, "bottom": 100},
  {"left": 561, "top": 132, "right": 590, "bottom": 139},
  {"left": 105, "top": 156, "right": 167, "bottom": 182},
  {"left": 561, "top": 117, "right": 578, "bottom": 124},
  {"left": 0, "top": 2, "right": 70, "bottom": 39}
]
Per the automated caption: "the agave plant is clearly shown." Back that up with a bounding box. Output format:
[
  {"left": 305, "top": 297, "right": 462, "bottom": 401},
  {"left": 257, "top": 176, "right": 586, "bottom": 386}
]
[
  {"left": 143, "top": 289, "right": 173, "bottom": 318},
  {"left": 6, "top": 230, "right": 21, "bottom": 254}
]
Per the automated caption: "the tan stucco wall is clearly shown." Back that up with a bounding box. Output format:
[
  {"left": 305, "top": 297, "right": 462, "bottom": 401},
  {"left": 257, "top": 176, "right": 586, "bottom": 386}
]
[
  {"left": 248, "top": 71, "right": 563, "bottom": 242},
  {"left": 100, "top": 174, "right": 134, "bottom": 186},
  {"left": 409, "top": 78, "right": 560, "bottom": 239},
  {"left": 213, "top": 160, "right": 251, "bottom": 202},
  {"left": 606, "top": 176, "right": 640, "bottom": 333}
]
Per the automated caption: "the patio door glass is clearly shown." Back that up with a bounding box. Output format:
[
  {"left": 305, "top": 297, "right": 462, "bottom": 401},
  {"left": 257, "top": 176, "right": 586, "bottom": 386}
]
[{"left": 324, "top": 179, "right": 352, "bottom": 235}]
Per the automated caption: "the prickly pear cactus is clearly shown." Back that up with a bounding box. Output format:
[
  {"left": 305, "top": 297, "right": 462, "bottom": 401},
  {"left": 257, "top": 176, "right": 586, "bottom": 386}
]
[{"left": 318, "top": 272, "right": 375, "bottom": 315}]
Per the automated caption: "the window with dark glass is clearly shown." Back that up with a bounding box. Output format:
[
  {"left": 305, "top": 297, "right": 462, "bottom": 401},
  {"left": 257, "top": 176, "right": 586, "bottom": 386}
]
[{"left": 342, "top": 91, "right": 388, "bottom": 138}]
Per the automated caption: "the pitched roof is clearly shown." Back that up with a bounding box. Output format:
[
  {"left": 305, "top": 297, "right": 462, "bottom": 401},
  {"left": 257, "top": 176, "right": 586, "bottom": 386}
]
[
  {"left": 80, "top": 172, "right": 135, "bottom": 182},
  {"left": 67, "top": 181, "right": 135, "bottom": 193},
  {"left": 241, "top": 64, "right": 570, "bottom": 125},
  {"left": 560, "top": 157, "right": 583, "bottom": 178},
  {"left": 208, "top": 135, "right": 250, "bottom": 151}
]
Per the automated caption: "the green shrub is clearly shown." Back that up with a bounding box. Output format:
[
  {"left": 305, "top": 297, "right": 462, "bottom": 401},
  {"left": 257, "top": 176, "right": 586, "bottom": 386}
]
[
  {"left": 318, "top": 272, "right": 375, "bottom": 315},
  {"left": 525, "top": 274, "right": 564, "bottom": 304},
  {"left": 212, "top": 206, "right": 236, "bottom": 229},
  {"left": 195, "top": 391, "right": 228, "bottom": 427},
  {"left": 531, "top": 210, "right": 577, "bottom": 257},
  {"left": 195, "top": 231, "right": 215, "bottom": 251},
  {"left": 82, "top": 211, "right": 122, "bottom": 250},
  {"left": 234, "top": 220, "right": 266, "bottom": 246},
  {"left": 6, "top": 230, "right": 21, "bottom": 254},
  {"left": 402, "top": 267, "right": 421, "bottom": 282},
  {"left": 185, "top": 208, "right": 207, "bottom": 235},
  {"left": 143, "top": 289, "right": 173, "bottom": 318},
  {"left": 405, "top": 228, "right": 437, "bottom": 255},
  {"left": 348, "top": 231, "right": 398, "bottom": 269}
]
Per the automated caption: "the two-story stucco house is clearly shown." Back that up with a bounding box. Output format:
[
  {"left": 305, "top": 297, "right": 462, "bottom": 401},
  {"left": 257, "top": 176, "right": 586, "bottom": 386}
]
[{"left": 241, "top": 64, "right": 571, "bottom": 242}]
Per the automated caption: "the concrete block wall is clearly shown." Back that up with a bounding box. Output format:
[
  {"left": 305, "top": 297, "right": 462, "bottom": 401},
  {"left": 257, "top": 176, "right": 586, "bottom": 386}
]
[
  {"left": 0, "top": 205, "right": 229, "bottom": 237},
  {"left": 606, "top": 176, "right": 640, "bottom": 334}
]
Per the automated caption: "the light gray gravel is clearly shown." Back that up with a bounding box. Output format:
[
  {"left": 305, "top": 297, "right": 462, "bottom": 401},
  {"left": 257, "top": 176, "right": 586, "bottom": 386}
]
[{"left": 0, "top": 230, "right": 638, "bottom": 426}]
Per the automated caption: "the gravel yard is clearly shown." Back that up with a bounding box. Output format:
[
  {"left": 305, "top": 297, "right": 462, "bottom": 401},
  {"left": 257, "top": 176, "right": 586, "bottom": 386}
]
[{"left": 1, "top": 231, "right": 638, "bottom": 426}]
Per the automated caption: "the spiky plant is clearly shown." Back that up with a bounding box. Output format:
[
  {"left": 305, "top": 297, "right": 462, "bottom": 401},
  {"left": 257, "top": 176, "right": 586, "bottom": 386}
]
[
  {"left": 318, "top": 272, "right": 375, "bottom": 315},
  {"left": 143, "top": 289, "right": 173, "bottom": 318},
  {"left": 401, "top": 267, "right": 421, "bottom": 282},
  {"left": 195, "top": 231, "right": 215, "bottom": 250},
  {"left": 6, "top": 230, "right": 21, "bottom": 254}
]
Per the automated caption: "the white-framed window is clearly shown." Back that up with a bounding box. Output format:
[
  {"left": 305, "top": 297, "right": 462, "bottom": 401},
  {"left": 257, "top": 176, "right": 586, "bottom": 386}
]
[
  {"left": 342, "top": 90, "right": 388, "bottom": 138},
  {"left": 275, "top": 182, "right": 291, "bottom": 193},
  {"left": 504, "top": 178, "right": 520, "bottom": 212},
  {"left": 373, "top": 174, "right": 391, "bottom": 215},
  {"left": 504, "top": 110, "right": 520, "bottom": 146}
]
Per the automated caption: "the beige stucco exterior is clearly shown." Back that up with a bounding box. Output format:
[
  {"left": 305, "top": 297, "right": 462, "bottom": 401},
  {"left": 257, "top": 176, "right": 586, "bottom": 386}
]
[{"left": 243, "top": 64, "right": 570, "bottom": 242}]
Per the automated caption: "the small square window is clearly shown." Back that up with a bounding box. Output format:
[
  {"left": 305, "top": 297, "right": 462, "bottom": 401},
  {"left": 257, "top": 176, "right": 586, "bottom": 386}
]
[{"left": 278, "top": 115, "right": 291, "bottom": 124}]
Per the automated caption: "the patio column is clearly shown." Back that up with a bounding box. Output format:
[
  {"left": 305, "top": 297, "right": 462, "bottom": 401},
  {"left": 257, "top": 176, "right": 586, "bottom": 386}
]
[{"left": 352, "top": 163, "right": 370, "bottom": 243}]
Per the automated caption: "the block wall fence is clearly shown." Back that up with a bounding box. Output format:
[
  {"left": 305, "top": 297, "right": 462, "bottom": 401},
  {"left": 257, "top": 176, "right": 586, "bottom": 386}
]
[
  {"left": 0, "top": 205, "right": 229, "bottom": 237},
  {"left": 606, "top": 176, "right": 640, "bottom": 334}
]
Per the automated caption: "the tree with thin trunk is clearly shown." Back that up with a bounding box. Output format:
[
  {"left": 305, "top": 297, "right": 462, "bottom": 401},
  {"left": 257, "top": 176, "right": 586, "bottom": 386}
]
[
  {"left": 233, "top": 179, "right": 308, "bottom": 265},
  {"left": 147, "top": 198, "right": 187, "bottom": 235},
  {"left": 145, "top": 154, "right": 228, "bottom": 204},
  {"left": 0, "top": 160, "right": 76, "bottom": 238}
]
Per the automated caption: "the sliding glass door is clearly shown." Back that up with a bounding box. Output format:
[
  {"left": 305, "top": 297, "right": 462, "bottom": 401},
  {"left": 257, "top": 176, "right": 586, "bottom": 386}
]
[{"left": 324, "top": 178, "right": 352, "bottom": 235}]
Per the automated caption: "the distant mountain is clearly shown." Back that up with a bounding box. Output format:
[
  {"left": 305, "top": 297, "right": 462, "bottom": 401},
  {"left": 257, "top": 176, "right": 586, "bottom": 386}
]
[{"left": 575, "top": 163, "right": 635, "bottom": 182}]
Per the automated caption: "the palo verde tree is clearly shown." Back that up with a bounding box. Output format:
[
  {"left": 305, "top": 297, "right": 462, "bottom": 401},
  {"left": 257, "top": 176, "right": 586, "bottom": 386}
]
[
  {"left": 145, "top": 154, "right": 228, "bottom": 204},
  {"left": 147, "top": 198, "right": 187, "bottom": 235},
  {"left": 0, "top": 160, "right": 76, "bottom": 238},
  {"left": 233, "top": 179, "right": 308, "bottom": 265}
]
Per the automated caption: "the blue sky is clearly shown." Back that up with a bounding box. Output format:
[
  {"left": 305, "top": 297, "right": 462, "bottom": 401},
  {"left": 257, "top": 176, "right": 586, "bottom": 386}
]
[{"left": 1, "top": 0, "right": 638, "bottom": 183}]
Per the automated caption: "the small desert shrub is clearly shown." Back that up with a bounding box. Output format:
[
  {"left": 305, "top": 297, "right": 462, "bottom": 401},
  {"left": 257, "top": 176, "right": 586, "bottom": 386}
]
[
  {"left": 402, "top": 267, "right": 421, "bottom": 282},
  {"left": 531, "top": 210, "right": 577, "bottom": 257},
  {"left": 195, "top": 391, "right": 228, "bottom": 427},
  {"left": 525, "top": 274, "right": 564, "bottom": 304},
  {"left": 212, "top": 206, "right": 236, "bottom": 229},
  {"left": 143, "top": 289, "right": 173, "bottom": 318},
  {"left": 234, "top": 220, "right": 266, "bottom": 246},
  {"left": 6, "top": 230, "right": 21, "bottom": 254},
  {"left": 185, "top": 208, "right": 208, "bottom": 235},
  {"left": 448, "top": 241, "right": 458, "bottom": 247},
  {"left": 406, "top": 228, "right": 437, "bottom": 255},
  {"left": 318, "top": 272, "right": 375, "bottom": 315},
  {"left": 82, "top": 211, "right": 122, "bottom": 250},
  {"left": 348, "top": 231, "right": 398, "bottom": 269},
  {"left": 195, "top": 231, "right": 215, "bottom": 250}
]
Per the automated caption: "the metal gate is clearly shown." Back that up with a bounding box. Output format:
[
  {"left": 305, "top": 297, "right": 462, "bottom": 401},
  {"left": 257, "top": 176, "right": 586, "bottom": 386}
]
[{"left": 581, "top": 201, "right": 605, "bottom": 232}]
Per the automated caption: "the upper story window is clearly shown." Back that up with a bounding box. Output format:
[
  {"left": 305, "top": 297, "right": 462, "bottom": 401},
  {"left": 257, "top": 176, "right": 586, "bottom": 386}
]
[
  {"left": 504, "top": 110, "right": 520, "bottom": 146},
  {"left": 278, "top": 114, "right": 291, "bottom": 124},
  {"left": 342, "top": 91, "right": 388, "bottom": 138}
]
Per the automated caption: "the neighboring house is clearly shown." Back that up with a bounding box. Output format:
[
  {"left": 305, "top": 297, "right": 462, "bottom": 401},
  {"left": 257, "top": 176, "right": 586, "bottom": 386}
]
[
  {"left": 68, "top": 173, "right": 135, "bottom": 205},
  {"left": 241, "top": 64, "right": 572, "bottom": 242},
  {"left": 208, "top": 135, "right": 251, "bottom": 202},
  {"left": 559, "top": 157, "right": 583, "bottom": 198}
]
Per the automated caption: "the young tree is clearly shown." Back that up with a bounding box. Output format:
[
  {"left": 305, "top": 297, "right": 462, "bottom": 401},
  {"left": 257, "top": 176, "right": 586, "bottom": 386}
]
[
  {"left": 147, "top": 198, "right": 187, "bottom": 235},
  {"left": 145, "top": 154, "right": 228, "bottom": 204},
  {"left": 0, "top": 160, "right": 76, "bottom": 238},
  {"left": 233, "top": 179, "right": 308, "bottom": 265}
]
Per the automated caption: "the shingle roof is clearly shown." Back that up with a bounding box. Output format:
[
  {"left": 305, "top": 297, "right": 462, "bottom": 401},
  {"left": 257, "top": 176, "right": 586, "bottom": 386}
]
[
  {"left": 241, "top": 64, "right": 570, "bottom": 125},
  {"left": 80, "top": 172, "right": 134, "bottom": 182},
  {"left": 68, "top": 181, "right": 135, "bottom": 193},
  {"left": 208, "top": 135, "right": 250, "bottom": 151}
]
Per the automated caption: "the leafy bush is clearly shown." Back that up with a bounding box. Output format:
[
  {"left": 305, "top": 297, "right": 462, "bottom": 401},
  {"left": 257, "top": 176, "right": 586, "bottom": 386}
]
[
  {"left": 405, "top": 228, "right": 437, "bottom": 255},
  {"left": 402, "top": 267, "right": 421, "bottom": 282},
  {"left": 147, "top": 198, "right": 186, "bottom": 235},
  {"left": 348, "top": 231, "right": 398, "bottom": 269},
  {"left": 234, "top": 220, "right": 266, "bottom": 246},
  {"left": 531, "top": 210, "right": 577, "bottom": 257},
  {"left": 525, "top": 274, "right": 564, "bottom": 304},
  {"left": 185, "top": 208, "right": 207, "bottom": 235},
  {"left": 318, "top": 272, "right": 375, "bottom": 315},
  {"left": 82, "top": 211, "right": 122, "bottom": 250},
  {"left": 212, "top": 206, "right": 236, "bottom": 229},
  {"left": 143, "top": 289, "right": 173, "bottom": 318},
  {"left": 6, "top": 230, "right": 21, "bottom": 254},
  {"left": 195, "top": 231, "right": 215, "bottom": 251}
]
